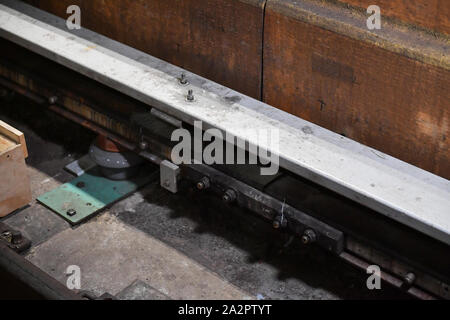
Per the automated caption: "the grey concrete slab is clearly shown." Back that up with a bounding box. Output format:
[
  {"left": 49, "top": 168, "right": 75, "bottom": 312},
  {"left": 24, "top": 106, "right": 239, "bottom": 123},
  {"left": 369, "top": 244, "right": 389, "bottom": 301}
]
[
  {"left": 117, "top": 280, "right": 171, "bottom": 300},
  {"left": 111, "top": 182, "right": 410, "bottom": 300},
  {"left": 2, "top": 167, "right": 71, "bottom": 247},
  {"left": 26, "top": 213, "right": 251, "bottom": 300}
]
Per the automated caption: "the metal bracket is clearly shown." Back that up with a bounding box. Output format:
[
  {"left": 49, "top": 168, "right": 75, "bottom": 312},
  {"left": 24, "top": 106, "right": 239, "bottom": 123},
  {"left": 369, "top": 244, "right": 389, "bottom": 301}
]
[
  {"left": 184, "top": 164, "right": 345, "bottom": 254},
  {"left": 160, "top": 160, "right": 180, "bottom": 193}
]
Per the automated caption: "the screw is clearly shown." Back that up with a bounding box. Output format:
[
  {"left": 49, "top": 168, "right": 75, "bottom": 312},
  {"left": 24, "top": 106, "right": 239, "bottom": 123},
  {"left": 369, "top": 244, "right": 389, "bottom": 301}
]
[
  {"left": 48, "top": 96, "right": 58, "bottom": 104},
  {"left": 186, "top": 89, "right": 195, "bottom": 102},
  {"left": 139, "top": 140, "right": 148, "bottom": 150},
  {"left": 222, "top": 189, "right": 237, "bottom": 203},
  {"left": 403, "top": 272, "right": 416, "bottom": 286},
  {"left": 196, "top": 177, "right": 210, "bottom": 190},
  {"left": 67, "top": 209, "right": 77, "bottom": 217},
  {"left": 301, "top": 229, "right": 317, "bottom": 245},
  {"left": 179, "top": 73, "right": 188, "bottom": 85},
  {"left": 76, "top": 182, "right": 85, "bottom": 188}
]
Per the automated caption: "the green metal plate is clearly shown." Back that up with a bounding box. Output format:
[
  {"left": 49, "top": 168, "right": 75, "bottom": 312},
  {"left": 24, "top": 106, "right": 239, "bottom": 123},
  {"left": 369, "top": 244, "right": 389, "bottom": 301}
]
[{"left": 38, "top": 166, "right": 157, "bottom": 225}]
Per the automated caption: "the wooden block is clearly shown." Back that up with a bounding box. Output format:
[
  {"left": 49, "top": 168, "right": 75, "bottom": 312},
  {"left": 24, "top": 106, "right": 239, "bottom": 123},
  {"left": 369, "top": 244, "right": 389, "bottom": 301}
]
[
  {"left": 0, "top": 120, "right": 28, "bottom": 158},
  {"left": 0, "top": 123, "right": 32, "bottom": 217},
  {"left": 335, "top": 0, "right": 450, "bottom": 35},
  {"left": 23, "top": 0, "right": 266, "bottom": 100},
  {"left": 263, "top": 0, "right": 450, "bottom": 179}
]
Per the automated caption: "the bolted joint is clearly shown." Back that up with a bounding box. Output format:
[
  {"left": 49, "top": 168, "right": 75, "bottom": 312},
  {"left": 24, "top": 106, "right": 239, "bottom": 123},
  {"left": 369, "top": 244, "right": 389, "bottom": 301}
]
[
  {"left": 1, "top": 230, "right": 23, "bottom": 245},
  {"left": 139, "top": 140, "right": 148, "bottom": 151},
  {"left": 272, "top": 215, "right": 287, "bottom": 229},
  {"left": 301, "top": 229, "right": 317, "bottom": 245},
  {"left": 196, "top": 177, "right": 211, "bottom": 191},
  {"left": 179, "top": 73, "right": 189, "bottom": 85},
  {"left": 403, "top": 272, "right": 416, "bottom": 286},
  {"left": 67, "top": 209, "right": 77, "bottom": 217},
  {"left": 48, "top": 95, "right": 58, "bottom": 105},
  {"left": 186, "top": 89, "right": 195, "bottom": 102},
  {"left": 222, "top": 189, "right": 237, "bottom": 203}
]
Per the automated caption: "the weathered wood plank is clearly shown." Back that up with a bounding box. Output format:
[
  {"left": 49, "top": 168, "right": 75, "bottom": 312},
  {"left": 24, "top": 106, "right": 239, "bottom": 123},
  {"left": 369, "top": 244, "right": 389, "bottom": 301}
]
[
  {"left": 23, "top": 0, "right": 266, "bottom": 99},
  {"left": 0, "top": 128, "right": 31, "bottom": 217},
  {"left": 264, "top": 1, "right": 450, "bottom": 179},
  {"left": 0, "top": 119, "right": 28, "bottom": 158}
]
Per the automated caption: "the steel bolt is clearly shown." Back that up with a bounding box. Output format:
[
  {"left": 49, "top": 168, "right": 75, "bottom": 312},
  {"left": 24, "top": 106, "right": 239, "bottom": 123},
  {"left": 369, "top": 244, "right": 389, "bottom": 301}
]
[
  {"left": 139, "top": 140, "right": 148, "bottom": 150},
  {"left": 196, "top": 177, "right": 211, "bottom": 190},
  {"left": 272, "top": 215, "right": 287, "bottom": 229},
  {"left": 222, "top": 189, "right": 237, "bottom": 203},
  {"left": 301, "top": 229, "right": 317, "bottom": 245},
  {"left": 186, "top": 89, "right": 195, "bottom": 102},
  {"left": 67, "top": 209, "right": 77, "bottom": 217},
  {"left": 403, "top": 272, "right": 416, "bottom": 286},
  {"left": 48, "top": 96, "right": 58, "bottom": 104},
  {"left": 179, "top": 73, "right": 188, "bottom": 85}
]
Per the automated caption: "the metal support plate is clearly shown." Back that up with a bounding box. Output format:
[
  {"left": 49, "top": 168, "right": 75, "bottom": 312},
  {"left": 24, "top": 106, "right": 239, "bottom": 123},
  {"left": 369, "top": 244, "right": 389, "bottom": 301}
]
[
  {"left": 37, "top": 166, "right": 156, "bottom": 225},
  {"left": 160, "top": 160, "right": 180, "bottom": 194}
]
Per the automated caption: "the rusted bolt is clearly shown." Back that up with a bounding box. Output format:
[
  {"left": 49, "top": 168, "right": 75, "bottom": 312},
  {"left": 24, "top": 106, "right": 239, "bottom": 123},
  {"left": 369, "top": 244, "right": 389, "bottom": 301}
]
[
  {"left": 1, "top": 231, "right": 12, "bottom": 242},
  {"left": 403, "top": 272, "right": 416, "bottom": 286},
  {"left": 179, "top": 73, "right": 188, "bottom": 85},
  {"left": 67, "top": 209, "right": 77, "bottom": 217},
  {"left": 48, "top": 96, "right": 58, "bottom": 104},
  {"left": 196, "top": 177, "right": 210, "bottom": 190},
  {"left": 272, "top": 215, "right": 287, "bottom": 229},
  {"left": 222, "top": 189, "right": 237, "bottom": 203},
  {"left": 186, "top": 89, "right": 195, "bottom": 102},
  {"left": 301, "top": 229, "right": 317, "bottom": 245}
]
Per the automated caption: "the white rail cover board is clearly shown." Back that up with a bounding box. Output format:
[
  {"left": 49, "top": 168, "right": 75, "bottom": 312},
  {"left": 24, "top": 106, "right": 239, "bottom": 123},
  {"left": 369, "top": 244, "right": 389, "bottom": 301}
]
[{"left": 0, "top": 0, "right": 449, "bottom": 244}]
